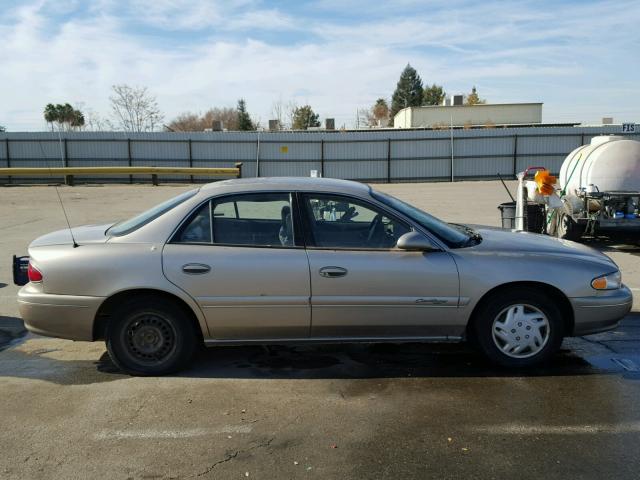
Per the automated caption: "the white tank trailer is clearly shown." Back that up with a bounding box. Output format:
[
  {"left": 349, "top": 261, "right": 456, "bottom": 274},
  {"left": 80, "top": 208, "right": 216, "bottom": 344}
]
[{"left": 553, "top": 135, "right": 640, "bottom": 240}]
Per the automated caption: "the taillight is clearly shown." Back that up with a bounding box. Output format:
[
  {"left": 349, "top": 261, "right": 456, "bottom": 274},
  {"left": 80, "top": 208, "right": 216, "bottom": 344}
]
[{"left": 28, "top": 263, "right": 43, "bottom": 282}]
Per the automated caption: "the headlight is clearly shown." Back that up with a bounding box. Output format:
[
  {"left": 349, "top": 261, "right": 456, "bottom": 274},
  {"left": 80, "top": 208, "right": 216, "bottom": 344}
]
[{"left": 591, "top": 271, "right": 622, "bottom": 290}]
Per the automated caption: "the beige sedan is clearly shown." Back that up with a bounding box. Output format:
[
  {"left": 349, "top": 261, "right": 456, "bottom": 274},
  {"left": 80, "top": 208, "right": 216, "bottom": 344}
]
[{"left": 16, "top": 178, "right": 632, "bottom": 375}]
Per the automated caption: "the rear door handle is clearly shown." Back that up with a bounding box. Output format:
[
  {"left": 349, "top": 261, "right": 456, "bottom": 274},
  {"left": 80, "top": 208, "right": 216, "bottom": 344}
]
[
  {"left": 182, "top": 263, "right": 211, "bottom": 274},
  {"left": 319, "top": 266, "right": 348, "bottom": 278}
]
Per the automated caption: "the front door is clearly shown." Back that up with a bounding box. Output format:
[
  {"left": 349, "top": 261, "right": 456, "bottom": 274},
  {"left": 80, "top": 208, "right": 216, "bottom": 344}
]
[
  {"left": 299, "top": 193, "right": 460, "bottom": 338},
  {"left": 162, "top": 192, "right": 310, "bottom": 340}
]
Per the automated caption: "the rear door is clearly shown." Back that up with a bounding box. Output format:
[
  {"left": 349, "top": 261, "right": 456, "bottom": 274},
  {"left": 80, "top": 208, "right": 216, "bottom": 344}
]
[
  {"left": 299, "top": 192, "right": 460, "bottom": 338},
  {"left": 162, "top": 192, "right": 311, "bottom": 340}
]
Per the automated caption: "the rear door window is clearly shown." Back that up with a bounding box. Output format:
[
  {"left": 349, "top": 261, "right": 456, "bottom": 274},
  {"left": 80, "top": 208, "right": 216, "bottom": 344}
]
[
  {"left": 213, "top": 193, "right": 294, "bottom": 247},
  {"left": 174, "top": 193, "right": 296, "bottom": 247}
]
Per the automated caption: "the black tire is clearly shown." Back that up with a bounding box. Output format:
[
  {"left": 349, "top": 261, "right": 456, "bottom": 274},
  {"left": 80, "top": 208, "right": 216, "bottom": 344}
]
[
  {"left": 557, "top": 213, "right": 581, "bottom": 241},
  {"left": 106, "top": 296, "right": 198, "bottom": 376},
  {"left": 473, "top": 288, "right": 564, "bottom": 368}
]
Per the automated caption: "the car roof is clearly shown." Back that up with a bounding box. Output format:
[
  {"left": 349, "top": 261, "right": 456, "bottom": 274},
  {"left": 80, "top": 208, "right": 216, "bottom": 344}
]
[{"left": 199, "top": 177, "right": 372, "bottom": 195}]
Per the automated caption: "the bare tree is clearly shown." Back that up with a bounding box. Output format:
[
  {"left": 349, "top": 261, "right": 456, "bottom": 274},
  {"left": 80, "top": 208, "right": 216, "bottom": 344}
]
[
  {"left": 285, "top": 100, "right": 298, "bottom": 131},
  {"left": 166, "top": 112, "right": 201, "bottom": 131},
  {"left": 109, "top": 84, "right": 163, "bottom": 132},
  {"left": 356, "top": 108, "right": 373, "bottom": 129},
  {"left": 270, "top": 97, "right": 286, "bottom": 130},
  {"left": 167, "top": 107, "right": 239, "bottom": 131},
  {"left": 84, "top": 108, "right": 112, "bottom": 131}
]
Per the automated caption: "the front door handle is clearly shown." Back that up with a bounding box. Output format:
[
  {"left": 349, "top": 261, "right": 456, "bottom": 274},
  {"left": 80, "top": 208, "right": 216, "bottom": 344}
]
[
  {"left": 182, "top": 263, "right": 211, "bottom": 274},
  {"left": 319, "top": 266, "right": 348, "bottom": 278}
]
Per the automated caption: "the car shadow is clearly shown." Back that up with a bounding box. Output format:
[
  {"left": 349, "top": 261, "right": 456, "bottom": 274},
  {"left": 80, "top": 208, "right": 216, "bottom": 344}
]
[
  {"left": 164, "top": 342, "right": 600, "bottom": 380},
  {"left": 581, "top": 237, "right": 640, "bottom": 254},
  {"left": 3, "top": 314, "right": 638, "bottom": 384},
  {"left": 0, "top": 316, "right": 27, "bottom": 352},
  {"left": 0, "top": 339, "right": 628, "bottom": 385}
]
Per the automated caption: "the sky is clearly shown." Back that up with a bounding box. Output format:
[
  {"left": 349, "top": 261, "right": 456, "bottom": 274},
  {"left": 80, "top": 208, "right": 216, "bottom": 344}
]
[{"left": 1, "top": 0, "right": 639, "bottom": 131}]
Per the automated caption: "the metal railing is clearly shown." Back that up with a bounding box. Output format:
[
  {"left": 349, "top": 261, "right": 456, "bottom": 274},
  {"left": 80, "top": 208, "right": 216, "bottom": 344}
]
[{"left": 0, "top": 164, "right": 242, "bottom": 185}]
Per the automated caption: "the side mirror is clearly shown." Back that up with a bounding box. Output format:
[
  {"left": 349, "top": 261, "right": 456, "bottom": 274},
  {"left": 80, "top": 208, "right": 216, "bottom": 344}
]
[{"left": 396, "top": 231, "right": 441, "bottom": 252}]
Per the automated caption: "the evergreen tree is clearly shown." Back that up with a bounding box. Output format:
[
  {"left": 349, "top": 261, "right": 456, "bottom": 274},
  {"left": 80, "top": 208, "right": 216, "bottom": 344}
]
[
  {"left": 291, "top": 105, "right": 320, "bottom": 130},
  {"left": 422, "top": 84, "right": 446, "bottom": 106},
  {"left": 390, "top": 64, "right": 423, "bottom": 125},
  {"left": 237, "top": 99, "right": 255, "bottom": 130}
]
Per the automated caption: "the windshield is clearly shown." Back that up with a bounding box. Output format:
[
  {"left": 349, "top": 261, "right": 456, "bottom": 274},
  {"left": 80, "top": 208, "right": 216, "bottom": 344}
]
[
  {"left": 107, "top": 189, "right": 198, "bottom": 236},
  {"left": 371, "top": 189, "right": 472, "bottom": 247}
]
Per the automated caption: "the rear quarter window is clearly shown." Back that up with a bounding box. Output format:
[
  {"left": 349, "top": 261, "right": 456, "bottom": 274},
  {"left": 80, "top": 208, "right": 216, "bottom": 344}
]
[{"left": 108, "top": 189, "right": 198, "bottom": 236}]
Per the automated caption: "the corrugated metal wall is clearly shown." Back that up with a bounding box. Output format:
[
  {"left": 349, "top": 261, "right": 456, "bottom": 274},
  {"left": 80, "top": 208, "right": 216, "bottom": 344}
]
[{"left": 0, "top": 126, "right": 638, "bottom": 184}]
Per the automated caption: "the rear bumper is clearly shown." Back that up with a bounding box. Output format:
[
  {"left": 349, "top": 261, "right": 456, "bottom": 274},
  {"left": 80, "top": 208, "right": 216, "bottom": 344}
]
[
  {"left": 570, "top": 285, "right": 633, "bottom": 336},
  {"left": 18, "top": 285, "right": 104, "bottom": 341}
]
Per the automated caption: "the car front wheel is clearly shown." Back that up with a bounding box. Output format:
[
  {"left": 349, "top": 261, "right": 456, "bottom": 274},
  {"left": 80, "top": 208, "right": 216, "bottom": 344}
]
[
  {"left": 473, "top": 288, "right": 564, "bottom": 367},
  {"left": 106, "top": 296, "right": 198, "bottom": 376}
]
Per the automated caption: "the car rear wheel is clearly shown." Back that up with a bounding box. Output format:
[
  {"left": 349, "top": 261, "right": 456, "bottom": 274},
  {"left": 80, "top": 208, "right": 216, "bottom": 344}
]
[
  {"left": 106, "top": 297, "right": 197, "bottom": 376},
  {"left": 473, "top": 288, "right": 564, "bottom": 367}
]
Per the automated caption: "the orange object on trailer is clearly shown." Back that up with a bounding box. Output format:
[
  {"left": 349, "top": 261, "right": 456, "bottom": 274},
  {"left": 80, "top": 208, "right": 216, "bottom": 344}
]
[{"left": 534, "top": 169, "right": 557, "bottom": 195}]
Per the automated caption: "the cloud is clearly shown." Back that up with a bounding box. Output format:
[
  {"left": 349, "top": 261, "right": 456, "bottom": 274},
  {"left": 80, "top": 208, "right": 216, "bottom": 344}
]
[{"left": 0, "top": 0, "right": 639, "bottom": 130}]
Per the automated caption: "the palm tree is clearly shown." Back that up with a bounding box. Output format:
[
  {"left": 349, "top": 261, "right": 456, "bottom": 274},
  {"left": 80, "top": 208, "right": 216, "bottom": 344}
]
[
  {"left": 44, "top": 104, "right": 58, "bottom": 131},
  {"left": 70, "top": 110, "right": 85, "bottom": 130}
]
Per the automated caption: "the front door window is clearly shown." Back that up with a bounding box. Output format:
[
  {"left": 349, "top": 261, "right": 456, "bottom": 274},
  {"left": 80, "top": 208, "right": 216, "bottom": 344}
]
[{"left": 301, "top": 194, "right": 410, "bottom": 249}]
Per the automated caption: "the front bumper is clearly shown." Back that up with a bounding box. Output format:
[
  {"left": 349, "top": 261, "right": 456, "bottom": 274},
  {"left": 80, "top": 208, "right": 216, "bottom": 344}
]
[
  {"left": 18, "top": 284, "right": 104, "bottom": 341},
  {"left": 570, "top": 285, "right": 633, "bottom": 336}
]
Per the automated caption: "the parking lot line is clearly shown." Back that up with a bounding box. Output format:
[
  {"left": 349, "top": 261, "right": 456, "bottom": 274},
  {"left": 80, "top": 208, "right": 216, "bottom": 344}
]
[
  {"left": 94, "top": 425, "right": 253, "bottom": 440},
  {"left": 473, "top": 422, "right": 640, "bottom": 435}
]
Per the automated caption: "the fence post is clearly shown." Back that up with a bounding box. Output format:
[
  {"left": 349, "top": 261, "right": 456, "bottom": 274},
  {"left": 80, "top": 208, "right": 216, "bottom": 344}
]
[
  {"left": 512, "top": 134, "right": 518, "bottom": 178},
  {"left": 255, "top": 134, "right": 261, "bottom": 177},
  {"left": 127, "top": 138, "right": 133, "bottom": 184},
  {"left": 450, "top": 131, "right": 454, "bottom": 182},
  {"left": 63, "top": 139, "right": 71, "bottom": 185},
  {"left": 235, "top": 162, "right": 243, "bottom": 178},
  {"left": 320, "top": 139, "right": 325, "bottom": 178},
  {"left": 5, "top": 138, "right": 11, "bottom": 184},
  {"left": 188, "top": 139, "right": 193, "bottom": 183},
  {"left": 63, "top": 138, "right": 68, "bottom": 167},
  {"left": 581, "top": 133, "right": 585, "bottom": 146},
  {"left": 387, "top": 138, "right": 391, "bottom": 183}
]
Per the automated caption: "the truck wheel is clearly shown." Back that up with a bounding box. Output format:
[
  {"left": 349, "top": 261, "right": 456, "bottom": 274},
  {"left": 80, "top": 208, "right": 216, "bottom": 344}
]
[
  {"left": 473, "top": 288, "right": 564, "bottom": 368},
  {"left": 106, "top": 297, "right": 197, "bottom": 376},
  {"left": 557, "top": 213, "right": 581, "bottom": 241}
]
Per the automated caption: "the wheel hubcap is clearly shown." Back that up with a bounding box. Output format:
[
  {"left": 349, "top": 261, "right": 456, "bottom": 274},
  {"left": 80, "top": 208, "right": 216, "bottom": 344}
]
[
  {"left": 124, "top": 314, "right": 176, "bottom": 364},
  {"left": 491, "top": 304, "right": 550, "bottom": 359}
]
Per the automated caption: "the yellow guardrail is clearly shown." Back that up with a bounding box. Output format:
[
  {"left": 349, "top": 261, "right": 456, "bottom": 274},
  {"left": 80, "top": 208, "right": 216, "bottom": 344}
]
[{"left": 0, "top": 164, "right": 243, "bottom": 185}]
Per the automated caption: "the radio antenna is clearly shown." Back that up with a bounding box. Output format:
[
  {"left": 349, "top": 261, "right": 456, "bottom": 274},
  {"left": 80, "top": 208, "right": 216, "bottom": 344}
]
[{"left": 37, "top": 134, "right": 79, "bottom": 248}]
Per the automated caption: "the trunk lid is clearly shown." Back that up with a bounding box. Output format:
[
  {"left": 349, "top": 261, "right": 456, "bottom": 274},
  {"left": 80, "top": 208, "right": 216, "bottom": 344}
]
[{"left": 29, "top": 224, "right": 114, "bottom": 247}]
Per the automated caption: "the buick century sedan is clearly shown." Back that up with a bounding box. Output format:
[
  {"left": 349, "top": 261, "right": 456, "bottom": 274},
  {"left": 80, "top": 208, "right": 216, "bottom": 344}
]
[{"left": 16, "top": 177, "right": 632, "bottom": 375}]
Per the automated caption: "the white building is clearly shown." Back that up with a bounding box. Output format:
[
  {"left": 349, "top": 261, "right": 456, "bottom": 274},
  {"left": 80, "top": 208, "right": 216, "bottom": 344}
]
[{"left": 393, "top": 103, "right": 543, "bottom": 129}]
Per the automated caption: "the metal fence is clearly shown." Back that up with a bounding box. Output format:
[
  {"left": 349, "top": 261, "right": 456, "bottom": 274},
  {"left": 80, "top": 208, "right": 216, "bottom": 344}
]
[{"left": 1, "top": 125, "right": 638, "bottom": 184}]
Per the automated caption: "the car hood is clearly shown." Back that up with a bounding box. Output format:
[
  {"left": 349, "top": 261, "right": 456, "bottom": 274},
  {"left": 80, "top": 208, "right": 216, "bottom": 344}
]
[
  {"left": 29, "top": 223, "right": 114, "bottom": 247},
  {"left": 469, "top": 226, "right": 617, "bottom": 269}
]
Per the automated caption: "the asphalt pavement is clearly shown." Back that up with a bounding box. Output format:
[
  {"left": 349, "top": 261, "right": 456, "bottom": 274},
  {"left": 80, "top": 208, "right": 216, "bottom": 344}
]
[{"left": 1, "top": 180, "right": 639, "bottom": 479}]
